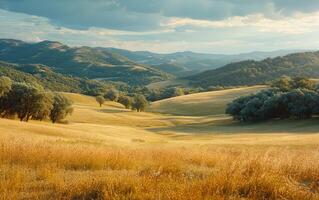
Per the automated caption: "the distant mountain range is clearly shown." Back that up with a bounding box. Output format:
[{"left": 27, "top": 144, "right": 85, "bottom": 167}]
[
  {"left": 187, "top": 51, "right": 319, "bottom": 87},
  {"left": 0, "top": 38, "right": 316, "bottom": 89},
  {"left": 105, "top": 47, "right": 305, "bottom": 76}
]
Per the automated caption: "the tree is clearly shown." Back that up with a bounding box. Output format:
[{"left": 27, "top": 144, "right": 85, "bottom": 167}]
[
  {"left": 291, "top": 77, "right": 316, "bottom": 91},
  {"left": 271, "top": 76, "right": 316, "bottom": 92},
  {"left": 165, "top": 87, "right": 185, "bottom": 98},
  {"left": 226, "top": 95, "right": 253, "bottom": 121},
  {"left": 104, "top": 89, "right": 119, "bottom": 101},
  {"left": 95, "top": 95, "right": 105, "bottom": 107},
  {"left": 4, "top": 83, "right": 52, "bottom": 122},
  {"left": 226, "top": 89, "right": 282, "bottom": 122},
  {"left": 280, "top": 89, "right": 319, "bottom": 119},
  {"left": 118, "top": 95, "right": 132, "bottom": 109},
  {"left": 50, "top": 93, "right": 73, "bottom": 123},
  {"left": 132, "top": 95, "right": 148, "bottom": 112},
  {"left": 0, "top": 76, "right": 12, "bottom": 97},
  {"left": 32, "top": 92, "right": 54, "bottom": 121},
  {"left": 271, "top": 76, "right": 292, "bottom": 92}
]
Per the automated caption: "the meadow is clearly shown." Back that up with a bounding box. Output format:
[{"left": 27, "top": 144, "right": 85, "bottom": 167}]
[{"left": 1, "top": 86, "right": 319, "bottom": 200}]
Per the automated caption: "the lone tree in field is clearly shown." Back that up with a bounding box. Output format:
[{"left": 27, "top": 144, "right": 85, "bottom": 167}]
[
  {"left": 118, "top": 95, "right": 132, "bottom": 109},
  {"left": 132, "top": 95, "right": 148, "bottom": 112},
  {"left": 50, "top": 93, "right": 73, "bottom": 123},
  {"left": 95, "top": 95, "right": 105, "bottom": 107},
  {"left": 104, "top": 89, "right": 119, "bottom": 102},
  {"left": 0, "top": 76, "right": 12, "bottom": 97}
]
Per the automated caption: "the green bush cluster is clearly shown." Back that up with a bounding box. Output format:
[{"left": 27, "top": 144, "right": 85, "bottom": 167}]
[
  {"left": 0, "top": 76, "right": 73, "bottom": 123},
  {"left": 226, "top": 77, "right": 319, "bottom": 122}
]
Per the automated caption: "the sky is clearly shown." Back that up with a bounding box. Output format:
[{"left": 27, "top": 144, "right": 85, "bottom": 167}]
[{"left": 0, "top": 0, "right": 319, "bottom": 54}]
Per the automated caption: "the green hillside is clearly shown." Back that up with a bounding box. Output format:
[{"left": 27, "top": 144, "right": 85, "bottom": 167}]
[
  {"left": 188, "top": 51, "right": 319, "bottom": 87},
  {"left": 0, "top": 39, "right": 172, "bottom": 85}
]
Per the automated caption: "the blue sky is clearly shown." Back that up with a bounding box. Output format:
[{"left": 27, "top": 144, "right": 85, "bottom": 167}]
[{"left": 0, "top": 0, "right": 319, "bottom": 53}]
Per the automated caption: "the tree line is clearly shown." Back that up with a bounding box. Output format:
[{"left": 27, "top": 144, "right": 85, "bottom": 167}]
[
  {"left": 95, "top": 88, "right": 148, "bottom": 112},
  {"left": 226, "top": 77, "right": 319, "bottom": 122},
  {"left": 0, "top": 76, "right": 73, "bottom": 123}
]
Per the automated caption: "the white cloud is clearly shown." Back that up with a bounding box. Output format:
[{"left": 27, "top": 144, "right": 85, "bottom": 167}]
[
  {"left": 162, "top": 12, "right": 319, "bottom": 34},
  {"left": 1, "top": 8, "right": 319, "bottom": 54}
]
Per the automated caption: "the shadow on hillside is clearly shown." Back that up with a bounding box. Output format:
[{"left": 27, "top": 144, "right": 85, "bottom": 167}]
[{"left": 147, "top": 118, "right": 319, "bottom": 135}]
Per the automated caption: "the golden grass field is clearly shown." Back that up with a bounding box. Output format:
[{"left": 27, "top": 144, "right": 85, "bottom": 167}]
[{"left": 1, "top": 86, "right": 319, "bottom": 199}]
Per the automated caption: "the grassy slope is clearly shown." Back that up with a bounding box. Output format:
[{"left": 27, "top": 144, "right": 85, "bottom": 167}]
[
  {"left": 148, "top": 85, "right": 267, "bottom": 116},
  {"left": 146, "top": 78, "right": 190, "bottom": 90},
  {"left": 2, "top": 87, "right": 319, "bottom": 199}
]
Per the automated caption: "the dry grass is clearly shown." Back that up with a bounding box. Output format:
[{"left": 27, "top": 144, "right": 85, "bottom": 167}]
[
  {"left": 1, "top": 138, "right": 319, "bottom": 200},
  {"left": 1, "top": 86, "right": 319, "bottom": 199},
  {"left": 148, "top": 86, "right": 267, "bottom": 116}
]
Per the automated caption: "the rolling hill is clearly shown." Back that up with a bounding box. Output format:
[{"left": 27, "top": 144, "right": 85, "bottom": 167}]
[
  {"left": 148, "top": 85, "right": 266, "bottom": 116},
  {"left": 188, "top": 51, "right": 319, "bottom": 87},
  {"left": 0, "top": 39, "right": 172, "bottom": 85}
]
